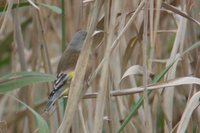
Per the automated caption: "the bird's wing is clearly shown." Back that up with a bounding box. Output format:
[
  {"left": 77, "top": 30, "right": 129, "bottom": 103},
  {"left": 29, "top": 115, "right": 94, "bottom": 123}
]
[
  {"left": 56, "top": 49, "right": 80, "bottom": 73},
  {"left": 45, "top": 73, "right": 68, "bottom": 112}
]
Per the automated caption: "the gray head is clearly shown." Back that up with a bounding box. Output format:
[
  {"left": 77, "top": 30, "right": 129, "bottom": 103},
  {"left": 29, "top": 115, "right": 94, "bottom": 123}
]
[{"left": 69, "top": 30, "right": 87, "bottom": 51}]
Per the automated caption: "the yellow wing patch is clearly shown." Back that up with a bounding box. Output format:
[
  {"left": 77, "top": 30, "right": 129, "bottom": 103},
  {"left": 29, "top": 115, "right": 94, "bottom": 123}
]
[
  {"left": 59, "top": 71, "right": 74, "bottom": 97},
  {"left": 68, "top": 71, "right": 75, "bottom": 80}
]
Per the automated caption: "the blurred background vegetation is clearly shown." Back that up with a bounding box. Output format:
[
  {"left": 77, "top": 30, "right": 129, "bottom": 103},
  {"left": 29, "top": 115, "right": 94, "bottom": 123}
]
[{"left": 0, "top": 0, "right": 200, "bottom": 133}]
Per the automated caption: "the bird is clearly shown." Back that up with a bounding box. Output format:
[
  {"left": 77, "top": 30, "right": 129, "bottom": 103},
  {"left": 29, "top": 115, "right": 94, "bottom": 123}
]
[{"left": 45, "top": 30, "right": 87, "bottom": 112}]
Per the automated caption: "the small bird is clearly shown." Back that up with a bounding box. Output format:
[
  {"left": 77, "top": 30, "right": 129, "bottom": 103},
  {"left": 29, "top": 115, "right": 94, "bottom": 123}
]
[{"left": 45, "top": 30, "right": 87, "bottom": 112}]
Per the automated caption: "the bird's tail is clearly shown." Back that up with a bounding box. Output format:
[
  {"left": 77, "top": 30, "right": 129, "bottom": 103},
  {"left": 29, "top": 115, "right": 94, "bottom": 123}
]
[
  {"left": 44, "top": 72, "right": 74, "bottom": 112},
  {"left": 44, "top": 87, "right": 65, "bottom": 112},
  {"left": 45, "top": 99, "right": 55, "bottom": 112}
]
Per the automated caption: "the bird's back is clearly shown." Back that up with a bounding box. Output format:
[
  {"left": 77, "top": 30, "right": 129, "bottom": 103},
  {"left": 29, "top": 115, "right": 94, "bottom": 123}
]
[{"left": 57, "top": 48, "right": 80, "bottom": 73}]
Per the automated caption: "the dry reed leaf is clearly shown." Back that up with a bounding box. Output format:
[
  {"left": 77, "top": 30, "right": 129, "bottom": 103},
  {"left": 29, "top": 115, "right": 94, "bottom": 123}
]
[
  {"left": 121, "top": 65, "right": 144, "bottom": 80},
  {"left": 92, "top": 30, "right": 104, "bottom": 36},
  {"left": 163, "top": 2, "right": 187, "bottom": 130},
  {"left": 88, "top": 0, "right": 145, "bottom": 85},
  {"left": 163, "top": 55, "right": 179, "bottom": 132},
  {"left": 162, "top": 2, "right": 200, "bottom": 26},
  {"left": 93, "top": 0, "right": 117, "bottom": 132},
  {"left": 121, "top": 37, "right": 138, "bottom": 73},
  {"left": 121, "top": 65, "right": 154, "bottom": 83},
  {"left": 176, "top": 91, "right": 200, "bottom": 133},
  {"left": 27, "top": 0, "right": 39, "bottom": 9},
  {"left": 83, "top": 0, "right": 94, "bottom": 4}
]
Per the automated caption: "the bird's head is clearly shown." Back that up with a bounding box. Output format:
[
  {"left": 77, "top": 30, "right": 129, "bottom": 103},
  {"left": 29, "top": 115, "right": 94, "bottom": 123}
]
[{"left": 70, "top": 31, "right": 87, "bottom": 51}]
